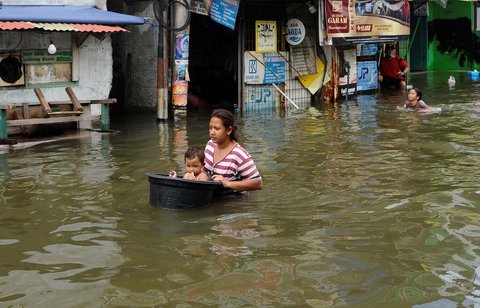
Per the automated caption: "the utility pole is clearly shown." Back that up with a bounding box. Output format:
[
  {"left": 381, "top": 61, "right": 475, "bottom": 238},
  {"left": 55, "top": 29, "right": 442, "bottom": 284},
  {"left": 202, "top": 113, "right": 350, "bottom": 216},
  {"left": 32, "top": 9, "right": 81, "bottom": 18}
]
[
  {"left": 171, "top": 1, "right": 190, "bottom": 109},
  {"left": 157, "top": 9, "right": 169, "bottom": 121}
]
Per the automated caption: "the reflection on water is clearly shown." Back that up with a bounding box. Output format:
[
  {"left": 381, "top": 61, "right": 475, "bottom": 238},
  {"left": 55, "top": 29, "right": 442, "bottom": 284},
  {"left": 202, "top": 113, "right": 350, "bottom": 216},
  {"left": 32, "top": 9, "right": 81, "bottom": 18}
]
[{"left": 0, "top": 72, "right": 480, "bottom": 306}]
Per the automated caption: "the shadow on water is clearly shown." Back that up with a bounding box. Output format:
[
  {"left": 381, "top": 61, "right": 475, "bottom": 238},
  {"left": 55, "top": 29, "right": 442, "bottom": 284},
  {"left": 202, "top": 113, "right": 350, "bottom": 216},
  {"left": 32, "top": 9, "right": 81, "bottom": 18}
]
[{"left": 0, "top": 71, "right": 480, "bottom": 306}]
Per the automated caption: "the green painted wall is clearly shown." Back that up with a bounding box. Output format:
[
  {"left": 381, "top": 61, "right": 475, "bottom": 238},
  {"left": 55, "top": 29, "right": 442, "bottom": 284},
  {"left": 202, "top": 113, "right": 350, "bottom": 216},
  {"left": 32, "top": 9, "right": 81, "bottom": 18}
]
[{"left": 427, "top": 1, "right": 474, "bottom": 71}]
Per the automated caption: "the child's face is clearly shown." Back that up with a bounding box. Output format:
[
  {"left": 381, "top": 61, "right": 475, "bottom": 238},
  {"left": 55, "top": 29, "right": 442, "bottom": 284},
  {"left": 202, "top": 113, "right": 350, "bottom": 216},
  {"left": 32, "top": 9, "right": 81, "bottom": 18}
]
[
  {"left": 185, "top": 157, "right": 204, "bottom": 176},
  {"left": 407, "top": 89, "right": 418, "bottom": 102}
]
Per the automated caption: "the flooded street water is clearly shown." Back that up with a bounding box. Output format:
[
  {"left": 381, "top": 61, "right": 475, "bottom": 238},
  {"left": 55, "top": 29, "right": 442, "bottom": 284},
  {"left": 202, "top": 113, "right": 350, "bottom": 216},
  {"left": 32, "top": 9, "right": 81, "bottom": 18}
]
[{"left": 1, "top": 71, "right": 480, "bottom": 307}]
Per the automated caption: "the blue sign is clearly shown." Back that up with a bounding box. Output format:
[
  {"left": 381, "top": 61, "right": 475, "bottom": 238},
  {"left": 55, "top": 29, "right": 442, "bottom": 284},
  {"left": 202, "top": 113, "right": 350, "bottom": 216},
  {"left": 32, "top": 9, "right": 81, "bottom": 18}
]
[
  {"left": 263, "top": 53, "right": 285, "bottom": 84},
  {"left": 210, "top": 0, "right": 240, "bottom": 30},
  {"left": 357, "top": 61, "right": 378, "bottom": 91},
  {"left": 359, "top": 44, "right": 378, "bottom": 57}
]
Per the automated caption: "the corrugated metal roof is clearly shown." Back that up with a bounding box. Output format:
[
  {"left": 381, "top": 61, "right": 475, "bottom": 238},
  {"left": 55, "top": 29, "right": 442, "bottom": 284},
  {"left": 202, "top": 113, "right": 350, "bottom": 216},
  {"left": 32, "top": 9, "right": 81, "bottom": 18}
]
[
  {"left": 0, "top": 5, "right": 145, "bottom": 26},
  {"left": 0, "top": 21, "right": 35, "bottom": 30},
  {"left": 35, "top": 23, "right": 76, "bottom": 32},
  {"left": 0, "top": 21, "right": 127, "bottom": 32},
  {"left": 72, "top": 24, "right": 127, "bottom": 33}
]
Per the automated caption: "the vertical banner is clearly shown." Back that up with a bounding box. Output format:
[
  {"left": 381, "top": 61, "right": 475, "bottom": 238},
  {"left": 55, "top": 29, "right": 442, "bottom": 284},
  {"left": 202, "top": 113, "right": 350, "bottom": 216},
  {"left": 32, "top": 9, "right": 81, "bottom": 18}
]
[
  {"left": 339, "top": 48, "right": 357, "bottom": 97},
  {"left": 209, "top": 0, "right": 240, "bottom": 30},
  {"left": 172, "top": 79, "right": 188, "bottom": 106},
  {"left": 326, "top": 0, "right": 350, "bottom": 34},
  {"left": 175, "top": 33, "right": 189, "bottom": 60},
  {"left": 174, "top": 33, "right": 189, "bottom": 80},
  {"left": 174, "top": 33, "right": 189, "bottom": 106},
  {"left": 325, "top": 0, "right": 410, "bottom": 45},
  {"left": 255, "top": 21, "right": 277, "bottom": 53}
]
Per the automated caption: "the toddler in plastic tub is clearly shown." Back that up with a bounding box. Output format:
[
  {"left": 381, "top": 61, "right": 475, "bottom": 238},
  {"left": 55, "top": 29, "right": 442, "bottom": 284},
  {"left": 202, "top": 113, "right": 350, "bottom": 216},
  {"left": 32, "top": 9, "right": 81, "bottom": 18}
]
[{"left": 169, "top": 146, "right": 209, "bottom": 181}]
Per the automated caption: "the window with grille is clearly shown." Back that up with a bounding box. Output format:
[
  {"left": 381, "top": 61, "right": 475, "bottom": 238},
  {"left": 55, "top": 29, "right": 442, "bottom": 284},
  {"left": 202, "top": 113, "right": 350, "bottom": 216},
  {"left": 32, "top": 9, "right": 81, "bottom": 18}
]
[{"left": 241, "top": 2, "right": 312, "bottom": 113}]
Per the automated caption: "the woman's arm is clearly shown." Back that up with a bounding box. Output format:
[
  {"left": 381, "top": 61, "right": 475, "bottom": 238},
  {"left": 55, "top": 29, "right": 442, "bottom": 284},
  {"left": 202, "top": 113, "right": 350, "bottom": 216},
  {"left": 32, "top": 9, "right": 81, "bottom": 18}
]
[{"left": 214, "top": 176, "right": 263, "bottom": 191}]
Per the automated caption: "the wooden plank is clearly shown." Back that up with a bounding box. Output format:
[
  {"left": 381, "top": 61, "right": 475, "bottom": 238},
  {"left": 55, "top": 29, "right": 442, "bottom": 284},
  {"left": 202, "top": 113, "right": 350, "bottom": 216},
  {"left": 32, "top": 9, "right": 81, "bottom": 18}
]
[
  {"left": 0, "top": 104, "right": 16, "bottom": 110},
  {"left": 47, "top": 111, "right": 84, "bottom": 117},
  {"left": 65, "top": 87, "right": 83, "bottom": 112},
  {"left": 2, "top": 99, "right": 117, "bottom": 107},
  {"left": 12, "top": 104, "right": 29, "bottom": 135},
  {"left": 7, "top": 115, "right": 98, "bottom": 126},
  {"left": 22, "top": 103, "right": 29, "bottom": 119},
  {"left": 46, "top": 100, "right": 91, "bottom": 105},
  {"left": 90, "top": 98, "right": 117, "bottom": 104},
  {"left": 33, "top": 88, "right": 52, "bottom": 114},
  {"left": 0, "top": 104, "right": 14, "bottom": 109}
]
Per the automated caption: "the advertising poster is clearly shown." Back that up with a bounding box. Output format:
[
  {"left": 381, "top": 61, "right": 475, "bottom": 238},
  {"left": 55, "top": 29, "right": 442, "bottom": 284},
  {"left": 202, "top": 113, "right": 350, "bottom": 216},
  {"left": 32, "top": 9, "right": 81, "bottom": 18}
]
[
  {"left": 325, "top": 0, "right": 410, "bottom": 45},
  {"left": 244, "top": 52, "right": 286, "bottom": 85},
  {"left": 338, "top": 48, "right": 357, "bottom": 97},
  {"left": 175, "top": 33, "right": 189, "bottom": 60},
  {"left": 357, "top": 61, "right": 378, "bottom": 91},
  {"left": 209, "top": 0, "right": 240, "bottom": 30},
  {"left": 255, "top": 21, "right": 277, "bottom": 53},
  {"left": 190, "top": 0, "right": 210, "bottom": 15},
  {"left": 172, "top": 79, "right": 188, "bottom": 107},
  {"left": 175, "top": 60, "right": 188, "bottom": 80}
]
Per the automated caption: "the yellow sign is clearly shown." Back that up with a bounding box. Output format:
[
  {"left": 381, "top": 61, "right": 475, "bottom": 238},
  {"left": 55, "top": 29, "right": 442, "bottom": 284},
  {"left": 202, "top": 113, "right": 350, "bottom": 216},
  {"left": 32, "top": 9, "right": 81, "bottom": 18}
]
[
  {"left": 255, "top": 20, "right": 277, "bottom": 53},
  {"left": 298, "top": 57, "right": 326, "bottom": 95}
]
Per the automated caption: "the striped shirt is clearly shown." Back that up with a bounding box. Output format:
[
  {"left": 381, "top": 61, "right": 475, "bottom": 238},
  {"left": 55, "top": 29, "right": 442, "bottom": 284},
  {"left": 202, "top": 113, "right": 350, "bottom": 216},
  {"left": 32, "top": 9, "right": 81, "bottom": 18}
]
[{"left": 204, "top": 139, "right": 261, "bottom": 181}]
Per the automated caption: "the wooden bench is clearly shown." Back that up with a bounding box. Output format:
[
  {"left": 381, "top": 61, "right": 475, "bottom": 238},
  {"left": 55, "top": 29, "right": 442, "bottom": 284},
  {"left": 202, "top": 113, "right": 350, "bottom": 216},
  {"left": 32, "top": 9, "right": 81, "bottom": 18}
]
[{"left": 0, "top": 87, "right": 116, "bottom": 140}]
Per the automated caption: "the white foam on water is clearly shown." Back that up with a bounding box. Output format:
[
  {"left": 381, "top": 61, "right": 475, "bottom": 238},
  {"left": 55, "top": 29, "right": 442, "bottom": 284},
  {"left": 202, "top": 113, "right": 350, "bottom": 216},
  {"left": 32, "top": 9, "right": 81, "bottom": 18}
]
[
  {"left": 426, "top": 107, "right": 442, "bottom": 113},
  {"left": 385, "top": 199, "right": 409, "bottom": 210}
]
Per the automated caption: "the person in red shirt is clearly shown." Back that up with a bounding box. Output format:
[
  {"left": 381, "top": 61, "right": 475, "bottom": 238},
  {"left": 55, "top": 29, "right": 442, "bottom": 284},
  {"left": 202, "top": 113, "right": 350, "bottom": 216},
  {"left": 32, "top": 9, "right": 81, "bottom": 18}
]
[{"left": 378, "top": 44, "right": 409, "bottom": 89}]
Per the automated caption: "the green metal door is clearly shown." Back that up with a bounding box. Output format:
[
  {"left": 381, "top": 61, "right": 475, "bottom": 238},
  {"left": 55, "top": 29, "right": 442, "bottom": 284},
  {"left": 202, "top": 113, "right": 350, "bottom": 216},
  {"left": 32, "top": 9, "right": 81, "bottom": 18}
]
[{"left": 409, "top": 15, "right": 428, "bottom": 72}]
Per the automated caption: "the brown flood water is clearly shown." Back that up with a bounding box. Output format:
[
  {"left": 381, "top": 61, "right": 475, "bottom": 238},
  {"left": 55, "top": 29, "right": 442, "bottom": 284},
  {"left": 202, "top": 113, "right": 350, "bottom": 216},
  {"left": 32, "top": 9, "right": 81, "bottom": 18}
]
[{"left": 0, "top": 71, "right": 480, "bottom": 307}]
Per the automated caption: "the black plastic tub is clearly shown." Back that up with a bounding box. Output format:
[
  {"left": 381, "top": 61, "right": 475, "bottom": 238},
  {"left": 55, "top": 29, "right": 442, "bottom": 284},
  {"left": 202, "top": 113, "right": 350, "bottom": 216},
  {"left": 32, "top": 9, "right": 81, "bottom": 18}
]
[{"left": 146, "top": 173, "right": 223, "bottom": 210}]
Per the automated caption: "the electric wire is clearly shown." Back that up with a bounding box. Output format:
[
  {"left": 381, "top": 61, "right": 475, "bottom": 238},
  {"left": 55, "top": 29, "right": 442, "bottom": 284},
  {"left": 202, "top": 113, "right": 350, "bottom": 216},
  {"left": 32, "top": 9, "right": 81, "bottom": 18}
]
[{"left": 153, "top": 0, "right": 191, "bottom": 31}]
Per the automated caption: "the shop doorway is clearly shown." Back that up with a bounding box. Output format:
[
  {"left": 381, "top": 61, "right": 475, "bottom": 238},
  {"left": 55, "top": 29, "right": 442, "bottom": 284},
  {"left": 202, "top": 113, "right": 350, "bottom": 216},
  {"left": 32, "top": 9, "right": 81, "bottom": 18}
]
[{"left": 188, "top": 14, "right": 238, "bottom": 108}]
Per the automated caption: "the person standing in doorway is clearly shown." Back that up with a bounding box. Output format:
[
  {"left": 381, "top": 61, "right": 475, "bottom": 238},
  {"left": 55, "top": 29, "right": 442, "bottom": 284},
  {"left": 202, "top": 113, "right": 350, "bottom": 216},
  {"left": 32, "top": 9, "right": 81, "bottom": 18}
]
[{"left": 378, "top": 44, "right": 409, "bottom": 89}]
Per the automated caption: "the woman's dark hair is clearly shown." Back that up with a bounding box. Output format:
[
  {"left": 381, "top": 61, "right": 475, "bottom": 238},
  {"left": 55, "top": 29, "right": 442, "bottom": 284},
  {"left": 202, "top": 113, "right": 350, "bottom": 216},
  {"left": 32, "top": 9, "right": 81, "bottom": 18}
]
[
  {"left": 411, "top": 88, "right": 422, "bottom": 100},
  {"left": 185, "top": 146, "right": 205, "bottom": 163},
  {"left": 211, "top": 109, "right": 238, "bottom": 141}
]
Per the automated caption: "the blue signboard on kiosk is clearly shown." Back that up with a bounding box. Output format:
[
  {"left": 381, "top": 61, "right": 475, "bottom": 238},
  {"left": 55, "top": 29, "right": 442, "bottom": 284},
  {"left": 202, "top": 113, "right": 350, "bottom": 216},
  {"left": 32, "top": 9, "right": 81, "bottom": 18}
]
[
  {"left": 210, "top": 0, "right": 240, "bottom": 30},
  {"left": 357, "top": 61, "right": 378, "bottom": 91}
]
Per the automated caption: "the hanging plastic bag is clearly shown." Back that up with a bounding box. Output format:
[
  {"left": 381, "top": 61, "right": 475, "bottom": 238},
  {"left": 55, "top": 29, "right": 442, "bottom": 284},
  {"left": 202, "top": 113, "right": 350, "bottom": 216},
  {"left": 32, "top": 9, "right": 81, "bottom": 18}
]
[{"left": 432, "top": 0, "right": 448, "bottom": 8}]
